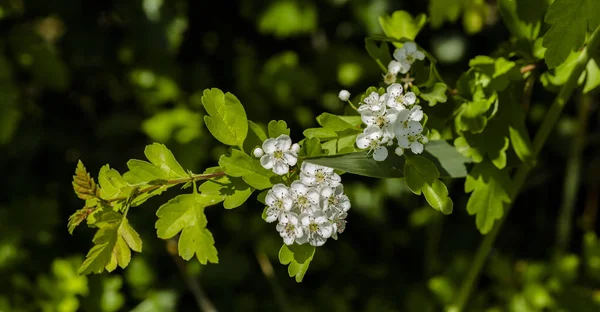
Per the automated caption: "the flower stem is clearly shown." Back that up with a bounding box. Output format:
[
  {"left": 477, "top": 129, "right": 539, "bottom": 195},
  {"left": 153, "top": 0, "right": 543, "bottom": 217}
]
[
  {"left": 451, "top": 25, "right": 600, "bottom": 312},
  {"left": 555, "top": 92, "right": 591, "bottom": 258}
]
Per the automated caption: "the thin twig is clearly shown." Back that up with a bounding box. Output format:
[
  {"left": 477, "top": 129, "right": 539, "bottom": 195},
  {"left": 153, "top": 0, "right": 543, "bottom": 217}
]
[
  {"left": 167, "top": 239, "right": 218, "bottom": 312},
  {"left": 555, "top": 93, "right": 591, "bottom": 257}
]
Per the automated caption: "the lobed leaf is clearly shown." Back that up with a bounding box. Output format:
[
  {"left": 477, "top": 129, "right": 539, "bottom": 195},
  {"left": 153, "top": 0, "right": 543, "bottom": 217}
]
[
  {"left": 378, "top": 11, "right": 427, "bottom": 47},
  {"left": 98, "top": 165, "right": 132, "bottom": 200},
  {"left": 418, "top": 82, "right": 448, "bottom": 106},
  {"left": 199, "top": 168, "right": 254, "bottom": 209},
  {"left": 155, "top": 193, "right": 223, "bottom": 264},
  {"left": 464, "top": 161, "right": 513, "bottom": 234},
  {"left": 268, "top": 120, "right": 290, "bottom": 138},
  {"left": 542, "top": 0, "right": 600, "bottom": 69},
  {"left": 201, "top": 88, "right": 248, "bottom": 147},
  {"left": 279, "top": 244, "right": 316, "bottom": 282}
]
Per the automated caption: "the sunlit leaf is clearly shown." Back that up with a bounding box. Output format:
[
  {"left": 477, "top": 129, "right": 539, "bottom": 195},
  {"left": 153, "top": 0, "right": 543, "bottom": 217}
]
[
  {"left": 219, "top": 149, "right": 275, "bottom": 190},
  {"left": 201, "top": 88, "right": 248, "bottom": 147},
  {"left": 378, "top": 11, "right": 427, "bottom": 47}
]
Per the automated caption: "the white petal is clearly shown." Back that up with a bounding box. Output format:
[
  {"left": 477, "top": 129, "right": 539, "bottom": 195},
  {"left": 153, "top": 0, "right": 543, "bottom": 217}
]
[
  {"left": 262, "top": 138, "right": 277, "bottom": 153},
  {"left": 404, "top": 41, "right": 417, "bottom": 52},
  {"left": 282, "top": 151, "right": 298, "bottom": 166},
  {"left": 265, "top": 193, "right": 277, "bottom": 206},
  {"left": 398, "top": 136, "right": 410, "bottom": 148},
  {"left": 399, "top": 61, "right": 411, "bottom": 74},
  {"left": 265, "top": 214, "right": 277, "bottom": 223},
  {"left": 407, "top": 121, "right": 423, "bottom": 134},
  {"left": 309, "top": 235, "right": 327, "bottom": 247},
  {"left": 290, "top": 180, "right": 308, "bottom": 195},
  {"left": 388, "top": 60, "right": 402, "bottom": 75},
  {"left": 411, "top": 142, "right": 424, "bottom": 154},
  {"left": 301, "top": 162, "right": 317, "bottom": 175},
  {"left": 373, "top": 146, "right": 389, "bottom": 161},
  {"left": 276, "top": 134, "right": 292, "bottom": 150},
  {"left": 260, "top": 155, "right": 275, "bottom": 169},
  {"left": 410, "top": 109, "right": 423, "bottom": 122},
  {"left": 291, "top": 143, "right": 300, "bottom": 153},
  {"left": 393, "top": 48, "right": 406, "bottom": 62},
  {"left": 282, "top": 197, "right": 294, "bottom": 210},
  {"left": 272, "top": 184, "right": 289, "bottom": 197},
  {"left": 283, "top": 235, "right": 295, "bottom": 245},
  {"left": 356, "top": 133, "right": 371, "bottom": 149},
  {"left": 273, "top": 161, "right": 289, "bottom": 175},
  {"left": 414, "top": 50, "right": 425, "bottom": 60},
  {"left": 403, "top": 92, "right": 416, "bottom": 105},
  {"left": 386, "top": 83, "right": 403, "bottom": 97}
]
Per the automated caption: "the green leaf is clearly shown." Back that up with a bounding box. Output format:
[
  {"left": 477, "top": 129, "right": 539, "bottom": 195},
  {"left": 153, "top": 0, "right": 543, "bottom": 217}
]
[
  {"left": 316, "top": 113, "right": 362, "bottom": 131},
  {"left": 98, "top": 165, "right": 132, "bottom": 200},
  {"left": 279, "top": 244, "right": 315, "bottom": 282},
  {"left": 378, "top": 11, "right": 427, "bottom": 46},
  {"left": 429, "top": 0, "right": 462, "bottom": 28},
  {"left": 268, "top": 120, "right": 290, "bottom": 138},
  {"left": 199, "top": 170, "right": 254, "bottom": 209},
  {"left": 468, "top": 56, "right": 520, "bottom": 91},
  {"left": 128, "top": 143, "right": 188, "bottom": 180},
  {"left": 303, "top": 128, "right": 338, "bottom": 139},
  {"left": 72, "top": 160, "right": 98, "bottom": 200},
  {"left": 465, "top": 161, "right": 513, "bottom": 234},
  {"left": 243, "top": 120, "right": 268, "bottom": 154},
  {"left": 404, "top": 156, "right": 440, "bottom": 195},
  {"left": 583, "top": 57, "right": 600, "bottom": 93},
  {"left": 540, "top": 50, "right": 582, "bottom": 89},
  {"left": 201, "top": 88, "right": 248, "bottom": 147},
  {"left": 497, "top": 0, "right": 547, "bottom": 40},
  {"left": 305, "top": 140, "right": 470, "bottom": 178},
  {"left": 455, "top": 95, "right": 497, "bottom": 134},
  {"left": 219, "top": 149, "right": 275, "bottom": 190},
  {"left": 419, "top": 83, "right": 448, "bottom": 106},
  {"left": 542, "top": 0, "right": 600, "bottom": 69},
  {"left": 79, "top": 211, "right": 143, "bottom": 274},
  {"left": 300, "top": 138, "right": 326, "bottom": 157},
  {"left": 422, "top": 179, "right": 453, "bottom": 214},
  {"left": 155, "top": 193, "right": 222, "bottom": 264},
  {"left": 365, "top": 39, "right": 392, "bottom": 70},
  {"left": 454, "top": 121, "right": 510, "bottom": 169}
]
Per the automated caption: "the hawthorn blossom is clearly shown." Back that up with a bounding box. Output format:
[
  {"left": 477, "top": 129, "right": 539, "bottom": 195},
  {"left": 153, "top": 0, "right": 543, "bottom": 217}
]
[
  {"left": 299, "top": 162, "right": 341, "bottom": 188},
  {"left": 264, "top": 184, "right": 294, "bottom": 223},
  {"left": 289, "top": 180, "right": 320, "bottom": 214},
  {"left": 393, "top": 41, "right": 425, "bottom": 73},
  {"left": 357, "top": 92, "right": 387, "bottom": 114},
  {"left": 398, "top": 132, "right": 429, "bottom": 154},
  {"left": 276, "top": 212, "right": 303, "bottom": 245},
  {"left": 356, "top": 125, "right": 389, "bottom": 161},
  {"left": 386, "top": 83, "right": 416, "bottom": 110},
  {"left": 320, "top": 185, "right": 351, "bottom": 215},
  {"left": 297, "top": 212, "right": 334, "bottom": 247},
  {"left": 254, "top": 134, "right": 300, "bottom": 175}
]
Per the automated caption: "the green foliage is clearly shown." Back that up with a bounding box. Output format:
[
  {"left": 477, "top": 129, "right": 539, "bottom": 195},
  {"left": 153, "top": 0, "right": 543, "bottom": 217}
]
[
  {"left": 404, "top": 156, "right": 453, "bottom": 214},
  {"left": 378, "top": 11, "right": 427, "bottom": 46},
  {"left": 429, "top": 0, "right": 462, "bottom": 29},
  {"left": 219, "top": 149, "right": 275, "bottom": 190},
  {"left": 155, "top": 190, "right": 222, "bottom": 264},
  {"left": 201, "top": 88, "right": 248, "bottom": 148},
  {"left": 199, "top": 167, "right": 254, "bottom": 209},
  {"left": 258, "top": 1, "right": 317, "bottom": 38},
  {"left": 542, "top": 0, "right": 600, "bottom": 68},
  {"left": 464, "top": 161, "right": 513, "bottom": 234},
  {"left": 418, "top": 82, "right": 448, "bottom": 106},
  {"left": 267, "top": 120, "right": 290, "bottom": 138},
  {"left": 279, "top": 244, "right": 315, "bottom": 283},
  {"left": 78, "top": 210, "right": 143, "bottom": 275},
  {"left": 498, "top": 0, "right": 548, "bottom": 40}
]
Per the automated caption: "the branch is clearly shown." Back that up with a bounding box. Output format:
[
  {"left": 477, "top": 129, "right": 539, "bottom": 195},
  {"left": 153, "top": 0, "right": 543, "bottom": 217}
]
[{"left": 452, "top": 25, "right": 600, "bottom": 312}]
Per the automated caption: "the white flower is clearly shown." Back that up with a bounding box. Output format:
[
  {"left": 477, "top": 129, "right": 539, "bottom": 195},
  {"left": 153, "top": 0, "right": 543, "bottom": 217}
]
[
  {"left": 398, "top": 133, "right": 428, "bottom": 154},
  {"left": 388, "top": 59, "right": 410, "bottom": 76},
  {"left": 264, "top": 184, "right": 294, "bottom": 223},
  {"left": 259, "top": 134, "right": 298, "bottom": 175},
  {"left": 320, "top": 185, "right": 351, "bottom": 215},
  {"left": 289, "top": 180, "right": 320, "bottom": 214},
  {"left": 338, "top": 89, "right": 351, "bottom": 102},
  {"left": 331, "top": 218, "right": 346, "bottom": 240},
  {"left": 297, "top": 212, "right": 334, "bottom": 247},
  {"left": 394, "top": 146, "right": 405, "bottom": 156},
  {"left": 393, "top": 41, "right": 425, "bottom": 73},
  {"left": 299, "top": 162, "right": 341, "bottom": 188},
  {"left": 357, "top": 92, "right": 387, "bottom": 114},
  {"left": 386, "top": 83, "right": 416, "bottom": 110},
  {"left": 360, "top": 107, "right": 397, "bottom": 142},
  {"left": 276, "top": 212, "right": 304, "bottom": 245},
  {"left": 356, "top": 125, "right": 390, "bottom": 161},
  {"left": 395, "top": 106, "right": 424, "bottom": 136}
]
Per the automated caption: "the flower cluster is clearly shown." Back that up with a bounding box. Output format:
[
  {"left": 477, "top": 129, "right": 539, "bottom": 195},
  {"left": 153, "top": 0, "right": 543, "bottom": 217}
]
[
  {"left": 355, "top": 83, "right": 429, "bottom": 161},
  {"left": 385, "top": 41, "right": 425, "bottom": 84},
  {"left": 254, "top": 135, "right": 351, "bottom": 246}
]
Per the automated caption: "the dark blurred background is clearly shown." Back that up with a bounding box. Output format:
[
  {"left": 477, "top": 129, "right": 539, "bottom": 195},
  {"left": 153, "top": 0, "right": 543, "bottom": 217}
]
[{"left": 1, "top": 0, "right": 599, "bottom": 311}]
